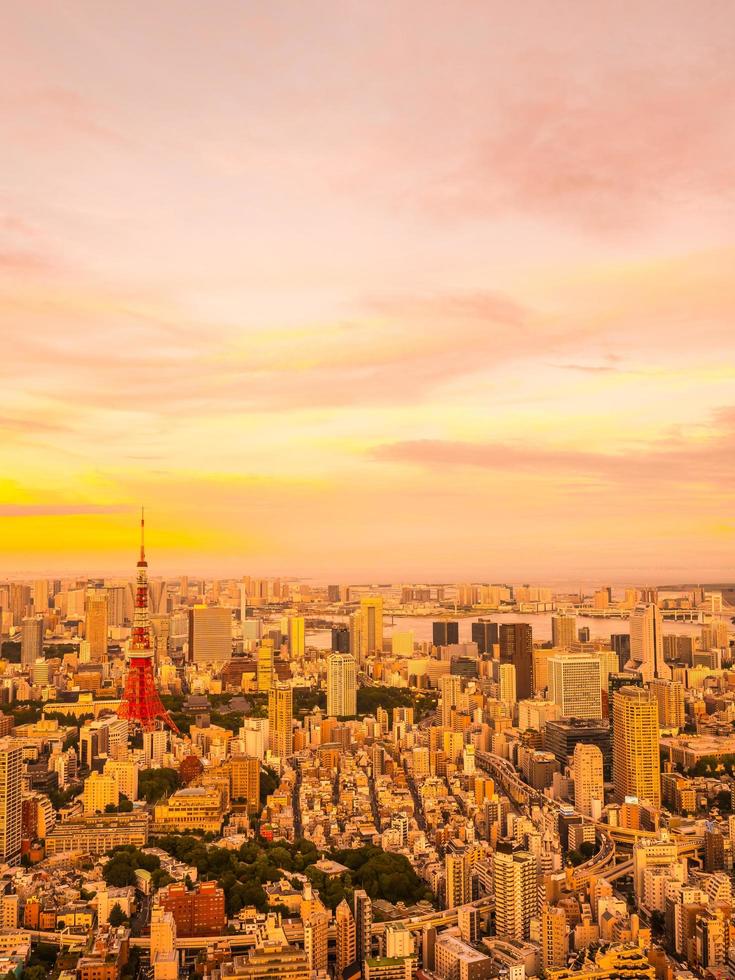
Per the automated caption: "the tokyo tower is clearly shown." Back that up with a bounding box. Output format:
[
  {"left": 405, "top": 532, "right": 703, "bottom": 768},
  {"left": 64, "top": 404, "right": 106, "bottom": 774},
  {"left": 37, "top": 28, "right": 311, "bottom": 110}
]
[{"left": 118, "top": 510, "right": 179, "bottom": 733}]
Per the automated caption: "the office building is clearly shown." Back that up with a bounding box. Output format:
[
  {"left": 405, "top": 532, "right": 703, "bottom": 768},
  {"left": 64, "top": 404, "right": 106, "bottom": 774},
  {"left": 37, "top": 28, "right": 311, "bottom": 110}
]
[
  {"left": 613, "top": 686, "right": 661, "bottom": 807},
  {"left": 551, "top": 614, "right": 577, "bottom": 650},
  {"left": 544, "top": 718, "right": 612, "bottom": 780},
  {"left": 188, "top": 606, "right": 231, "bottom": 663},
  {"left": 230, "top": 756, "right": 261, "bottom": 813},
  {"left": 268, "top": 684, "right": 293, "bottom": 759},
  {"left": 21, "top": 617, "right": 44, "bottom": 668},
  {"left": 327, "top": 653, "right": 357, "bottom": 718},
  {"left": 257, "top": 641, "right": 274, "bottom": 692},
  {"left": 493, "top": 845, "right": 538, "bottom": 941},
  {"left": 288, "top": 616, "right": 305, "bottom": 659},
  {"left": 499, "top": 623, "right": 533, "bottom": 699},
  {"left": 628, "top": 603, "right": 669, "bottom": 682},
  {"left": 548, "top": 655, "right": 602, "bottom": 719},
  {"left": 85, "top": 590, "right": 109, "bottom": 661},
  {"left": 610, "top": 634, "right": 631, "bottom": 672},
  {"left": 497, "top": 663, "right": 516, "bottom": 713},
  {"left": 471, "top": 620, "right": 498, "bottom": 656},
  {"left": 331, "top": 627, "right": 350, "bottom": 654},
  {"left": 433, "top": 621, "right": 459, "bottom": 647},
  {"left": 572, "top": 743, "right": 604, "bottom": 817},
  {"left": 0, "top": 740, "right": 22, "bottom": 865},
  {"left": 360, "top": 597, "right": 384, "bottom": 661}
]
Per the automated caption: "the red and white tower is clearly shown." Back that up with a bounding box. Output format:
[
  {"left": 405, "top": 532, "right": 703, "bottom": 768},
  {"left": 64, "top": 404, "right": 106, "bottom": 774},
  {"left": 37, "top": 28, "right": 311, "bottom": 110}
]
[{"left": 119, "top": 510, "right": 179, "bottom": 733}]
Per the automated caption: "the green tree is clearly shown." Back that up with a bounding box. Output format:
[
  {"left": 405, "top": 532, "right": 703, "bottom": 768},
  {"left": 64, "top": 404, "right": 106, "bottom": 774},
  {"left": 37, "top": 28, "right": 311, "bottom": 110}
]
[{"left": 108, "top": 902, "right": 127, "bottom": 927}]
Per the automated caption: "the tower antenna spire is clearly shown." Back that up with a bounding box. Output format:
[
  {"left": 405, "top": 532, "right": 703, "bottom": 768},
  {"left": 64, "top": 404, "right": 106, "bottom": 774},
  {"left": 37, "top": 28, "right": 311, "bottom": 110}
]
[{"left": 140, "top": 506, "right": 146, "bottom": 564}]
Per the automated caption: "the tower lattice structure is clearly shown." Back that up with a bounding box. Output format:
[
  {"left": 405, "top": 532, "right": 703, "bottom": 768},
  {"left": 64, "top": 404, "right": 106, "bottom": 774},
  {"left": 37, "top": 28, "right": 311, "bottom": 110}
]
[{"left": 119, "top": 511, "right": 179, "bottom": 733}]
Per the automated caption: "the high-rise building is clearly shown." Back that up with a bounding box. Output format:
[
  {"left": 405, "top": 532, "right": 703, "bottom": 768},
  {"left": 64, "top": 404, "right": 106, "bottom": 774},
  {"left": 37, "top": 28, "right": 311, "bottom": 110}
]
[
  {"left": 445, "top": 842, "right": 472, "bottom": 909},
  {"left": 544, "top": 718, "right": 612, "bottom": 781},
  {"left": 471, "top": 620, "right": 498, "bottom": 656},
  {"left": 327, "top": 653, "right": 357, "bottom": 718},
  {"left": 650, "top": 678, "right": 686, "bottom": 729},
  {"left": 85, "top": 590, "right": 109, "bottom": 662},
  {"left": 628, "top": 603, "right": 669, "bottom": 682},
  {"left": 497, "top": 663, "right": 516, "bottom": 713},
  {"left": 268, "top": 683, "right": 293, "bottom": 759},
  {"left": 433, "top": 621, "right": 459, "bottom": 647},
  {"left": 32, "top": 580, "right": 48, "bottom": 612},
  {"left": 359, "top": 597, "right": 384, "bottom": 660},
  {"left": 551, "top": 614, "right": 577, "bottom": 650},
  {"left": 288, "top": 616, "right": 305, "bottom": 659},
  {"left": 572, "top": 743, "right": 604, "bottom": 817},
  {"left": 548, "top": 655, "right": 602, "bottom": 719},
  {"left": 613, "top": 686, "right": 661, "bottom": 807},
  {"left": 493, "top": 845, "right": 538, "bottom": 941},
  {"left": 257, "top": 641, "right": 274, "bottom": 692},
  {"left": 230, "top": 756, "right": 261, "bottom": 813},
  {"left": 335, "top": 898, "right": 357, "bottom": 979},
  {"left": 354, "top": 890, "right": 373, "bottom": 966},
  {"left": 348, "top": 611, "right": 362, "bottom": 665},
  {"left": 331, "top": 626, "right": 350, "bottom": 654},
  {"left": 439, "top": 675, "right": 462, "bottom": 728},
  {"left": 540, "top": 906, "right": 568, "bottom": 970},
  {"left": 0, "top": 739, "right": 22, "bottom": 865},
  {"left": 499, "top": 623, "right": 533, "bottom": 699},
  {"left": 610, "top": 634, "right": 631, "bottom": 672},
  {"left": 21, "top": 617, "right": 44, "bottom": 668},
  {"left": 188, "top": 606, "right": 231, "bottom": 663}
]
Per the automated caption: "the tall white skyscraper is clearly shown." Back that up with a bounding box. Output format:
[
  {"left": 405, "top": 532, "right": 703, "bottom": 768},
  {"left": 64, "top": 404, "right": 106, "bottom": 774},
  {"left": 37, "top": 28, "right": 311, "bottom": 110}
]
[
  {"left": 359, "top": 597, "right": 384, "bottom": 661},
  {"left": 493, "top": 846, "right": 538, "bottom": 941},
  {"left": 327, "top": 653, "right": 357, "bottom": 718},
  {"left": 628, "top": 603, "right": 669, "bottom": 682},
  {"left": 548, "top": 655, "right": 602, "bottom": 719},
  {"left": 188, "top": 606, "right": 232, "bottom": 663}
]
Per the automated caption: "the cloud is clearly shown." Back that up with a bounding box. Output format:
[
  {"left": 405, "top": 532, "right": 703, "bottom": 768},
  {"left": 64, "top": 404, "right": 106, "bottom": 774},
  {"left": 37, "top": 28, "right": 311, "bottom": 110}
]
[
  {"left": 0, "top": 504, "right": 131, "bottom": 517},
  {"left": 370, "top": 405, "right": 735, "bottom": 489}
]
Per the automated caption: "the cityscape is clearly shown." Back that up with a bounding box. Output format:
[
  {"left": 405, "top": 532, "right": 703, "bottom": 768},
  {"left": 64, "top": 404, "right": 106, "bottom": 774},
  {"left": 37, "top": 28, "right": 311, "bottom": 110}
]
[
  {"left": 0, "top": 525, "right": 732, "bottom": 980},
  {"left": 3, "top": 3, "right": 735, "bottom": 980}
]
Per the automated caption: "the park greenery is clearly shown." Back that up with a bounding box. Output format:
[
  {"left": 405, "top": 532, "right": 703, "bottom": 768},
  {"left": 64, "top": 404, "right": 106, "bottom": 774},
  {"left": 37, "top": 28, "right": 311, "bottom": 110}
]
[
  {"left": 139, "top": 767, "right": 181, "bottom": 804},
  {"left": 103, "top": 837, "right": 433, "bottom": 920}
]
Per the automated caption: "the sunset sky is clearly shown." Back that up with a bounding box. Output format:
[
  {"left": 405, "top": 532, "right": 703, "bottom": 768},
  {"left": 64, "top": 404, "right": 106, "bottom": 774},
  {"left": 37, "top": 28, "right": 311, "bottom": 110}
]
[{"left": 1, "top": 2, "right": 734, "bottom": 581}]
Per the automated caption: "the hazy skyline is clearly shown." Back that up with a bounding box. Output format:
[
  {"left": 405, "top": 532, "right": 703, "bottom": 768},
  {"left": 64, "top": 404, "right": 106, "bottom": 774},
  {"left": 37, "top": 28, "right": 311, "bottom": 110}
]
[{"left": 2, "top": 2, "right": 734, "bottom": 579}]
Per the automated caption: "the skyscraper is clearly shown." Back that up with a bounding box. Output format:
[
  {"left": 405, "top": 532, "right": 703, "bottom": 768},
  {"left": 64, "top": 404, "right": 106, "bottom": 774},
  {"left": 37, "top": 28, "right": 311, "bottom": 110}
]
[
  {"left": 444, "top": 841, "right": 472, "bottom": 909},
  {"left": 188, "top": 606, "right": 232, "bottom": 663},
  {"left": 613, "top": 686, "right": 661, "bottom": 807},
  {"left": 650, "top": 677, "right": 686, "bottom": 729},
  {"left": 268, "top": 683, "right": 293, "bottom": 759},
  {"left": 327, "top": 653, "right": 357, "bottom": 718},
  {"left": 257, "top": 641, "right": 274, "bottom": 692},
  {"left": 353, "top": 889, "right": 373, "bottom": 967},
  {"left": 610, "top": 634, "right": 631, "bottom": 672},
  {"left": 628, "top": 603, "right": 669, "bottom": 682},
  {"left": 540, "top": 906, "right": 568, "bottom": 970},
  {"left": 493, "top": 845, "right": 538, "bottom": 941},
  {"left": 551, "top": 614, "right": 577, "bottom": 649},
  {"left": 331, "top": 627, "right": 350, "bottom": 654},
  {"left": 499, "top": 623, "right": 533, "bottom": 699},
  {"left": 0, "top": 739, "right": 22, "bottom": 865},
  {"left": 439, "top": 675, "right": 462, "bottom": 728},
  {"left": 548, "top": 655, "right": 603, "bottom": 719},
  {"left": 335, "top": 898, "right": 357, "bottom": 979},
  {"left": 433, "top": 621, "right": 459, "bottom": 647},
  {"left": 572, "top": 743, "right": 604, "bottom": 817},
  {"left": 359, "top": 597, "right": 384, "bottom": 660},
  {"left": 471, "top": 619, "right": 498, "bottom": 656},
  {"left": 85, "top": 589, "right": 109, "bottom": 662},
  {"left": 288, "top": 616, "right": 305, "bottom": 659},
  {"left": 21, "top": 617, "right": 43, "bottom": 668}
]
